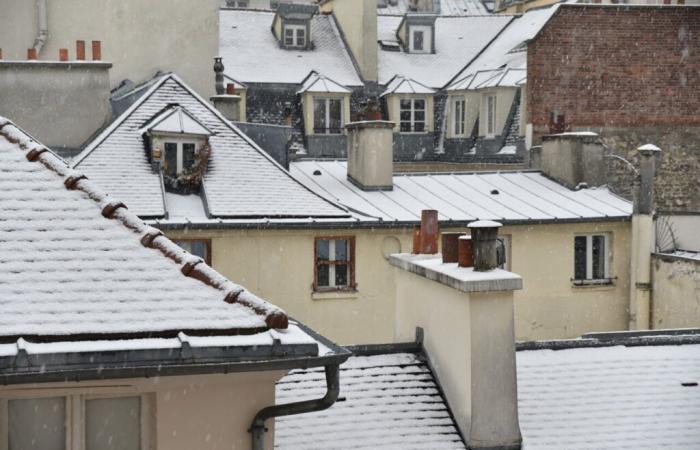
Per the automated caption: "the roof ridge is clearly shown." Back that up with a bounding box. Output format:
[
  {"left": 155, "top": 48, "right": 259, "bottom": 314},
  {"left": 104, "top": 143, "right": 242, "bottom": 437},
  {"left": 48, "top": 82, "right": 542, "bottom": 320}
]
[{"left": 0, "top": 118, "right": 288, "bottom": 330}]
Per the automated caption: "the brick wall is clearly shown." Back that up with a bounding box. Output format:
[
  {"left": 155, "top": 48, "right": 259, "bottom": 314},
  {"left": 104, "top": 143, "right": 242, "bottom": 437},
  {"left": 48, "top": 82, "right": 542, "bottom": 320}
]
[{"left": 527, "top": 5, "right": 700, "bottom": 212}]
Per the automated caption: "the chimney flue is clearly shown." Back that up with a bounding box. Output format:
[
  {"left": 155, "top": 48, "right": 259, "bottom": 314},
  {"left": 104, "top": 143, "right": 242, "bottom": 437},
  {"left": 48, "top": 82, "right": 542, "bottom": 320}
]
[
  {"left": 635, "top": 144, "right": 661, "bottom": 215},
  {"left": 76, "top": 40, "right": 85, "bottom": 60},
  {"left": 345, "top": 120, "right": 395, "bottom": 191},
  {"left": 27, "top": 48, "right": 37, "bottom": 60},
  {"left": 59, "top": 48, "right": 68, "bottom": 61},
  {"left": 469, "top": 220, "right": 502, "bottom": 272},
  {"left": 214, "top": 57, "right": 225, "bottom": 95},
  {"left": 420, "top": 210, "right": 439, "bottom": 254},
  {"left": 92, "top": 41, "right": 102, "bottom": 61}
]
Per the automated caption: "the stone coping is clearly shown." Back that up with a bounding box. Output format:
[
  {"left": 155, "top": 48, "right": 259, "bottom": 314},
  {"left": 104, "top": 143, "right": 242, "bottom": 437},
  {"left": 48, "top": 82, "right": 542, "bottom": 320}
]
[
  {"left": 389, "top": 253, "right": 522, "bottom": 293},
  {"left": 0, "top": 61, "right": 112, "bottom": 69},
  {"left": 345, "top": 120, "right": 395, "bottom": 130}
]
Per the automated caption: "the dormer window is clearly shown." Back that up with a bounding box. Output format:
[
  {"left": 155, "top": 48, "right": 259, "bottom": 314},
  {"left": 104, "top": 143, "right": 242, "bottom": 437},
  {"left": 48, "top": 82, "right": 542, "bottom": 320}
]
[
  {"left": 410, "top": 26, "right": 431, "bottom": 53},
  {"left": 164, "top": 141, "right": 197, "bottom": 177},
  {"left": 284, "top": 24, "right": 307, "bottom": 48},
  {"left": 398, "top": 14, "right": 436, "bottom": 54}
]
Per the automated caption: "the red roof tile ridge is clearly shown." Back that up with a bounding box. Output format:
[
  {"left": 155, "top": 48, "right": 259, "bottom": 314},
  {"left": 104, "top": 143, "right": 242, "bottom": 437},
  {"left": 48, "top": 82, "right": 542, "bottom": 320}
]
[{"left": 0, "top": 118, "right": 288, "bottom": 330}]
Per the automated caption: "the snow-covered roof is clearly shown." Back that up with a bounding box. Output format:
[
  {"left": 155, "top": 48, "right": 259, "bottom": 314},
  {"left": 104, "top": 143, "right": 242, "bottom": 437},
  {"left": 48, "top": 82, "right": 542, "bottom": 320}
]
[
  {"left": 73, "top": 74, "right": 350, "bottom": 220},
  {"left": 381, "top": 75, "right": 437, "bottom": 96},
  {"left": 223, "top": 74, "right": 248, "bottom": 91},
  {"left": 448, "top": 68, "right": 526, "bottom": 91},
  {"left": 377, "top": 0, "right": 488, "bottom": 15},
  {"left": 298, "top": 71, "right": 352, "bottom": 94},
  {"left": 378, "top": 15, "right": 514, "bottom": 88},
  {"left": 0, "top": 117, "right": 289, "bottom": 341},
  {"left": 275, "top": 352, "right": 466, "bottom": 449},
  {"left": 139, "top": 105, "right": 212, "bottom": 136},
  {"left": 290, "top": 161, "right": 632, "bottom": 223},
  {"left": 518, "top": 343, "right": 700, "bottom": 449},
  {"left": 219, "top": 10, "right": 363, "bottom": 86},
  {"left": 448, "top": 6, "right": 558, "bottom": 90}
]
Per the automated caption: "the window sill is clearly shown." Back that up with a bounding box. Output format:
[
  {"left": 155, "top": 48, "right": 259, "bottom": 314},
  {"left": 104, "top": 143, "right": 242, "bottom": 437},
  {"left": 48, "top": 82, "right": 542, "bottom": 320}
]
[
  {"left": 311, "top": 290, "right": 359, "bottom": 301},
  {"left": 398, "top": 131, "right": 430, "bottom": 135},
  {"left": 571, "top": 279, "right": 616, "bottom": 289}
]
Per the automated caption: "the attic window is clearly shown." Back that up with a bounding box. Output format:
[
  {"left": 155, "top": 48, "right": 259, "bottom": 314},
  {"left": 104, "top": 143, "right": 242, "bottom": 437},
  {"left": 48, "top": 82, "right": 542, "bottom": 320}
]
[
  {"left": 284, "top": 24, "right": 306, "bottom": 48},
  {"left": 409, "top": 25, "right": 432, "bottom": 53},
  {"left": 164, "top": 141, "right": 197, "bottom": 176}
]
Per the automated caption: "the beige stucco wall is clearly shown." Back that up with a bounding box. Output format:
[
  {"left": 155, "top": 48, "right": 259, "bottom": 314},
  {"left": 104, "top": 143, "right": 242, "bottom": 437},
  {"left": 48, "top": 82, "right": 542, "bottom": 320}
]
[
  {"left": 652, "top": 255, "right": 700, "bottom": 329},
  {"left": 301, "top": 91, "right": 351, "bottom": 136},
  {"left": 0, "top": 0, "right": 219, "bottom": 97},
  {"left": 478, "top": 87, "right": 516, "bottom": 137},
  {"left": 166, "top": 219, "right": 632, "bottom": 344},
  {"left": 385, "top": 93, "right": 435, "bottom": 133},
  {"left": 325, "top": 0, "right": 378, "bottom": 82},
  {"left": 0, "top": 371, "right": 283, "bottom": 450}
]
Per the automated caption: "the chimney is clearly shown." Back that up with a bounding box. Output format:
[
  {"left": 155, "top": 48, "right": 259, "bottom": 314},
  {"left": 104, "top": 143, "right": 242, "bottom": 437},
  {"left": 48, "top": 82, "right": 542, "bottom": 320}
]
[
  {"left": 76, "top": 40, "right": 86, "bottom": 61},
  {"left": 91, "top": 41, "right": 102, "bottom": 61},
  {"left": 540, "top": 132, "right": 605, "bottom": 189},
  {"left": 213, "top": 57, "right": 225, "bottom": 95},
  {"left": 327, "top": 0, "right": 378, "bottom": 83},
  {"left": 458, "top": 235, "right": 474, "bottom": 268},
  {"left": 634, "top": 144, "right": 661, "bottom": 215},
  {"left": 59, "top": 49, "right": 68, "bottom": 62},
  {"left": 468, "top": 220, "right": 502, "bottom": 272},
  {"left": 419, "top": 210, "right": 439, "bottom": 254},
  {"left": 210, "top": 59, "right": 243, "bottom": 122},
  {"left": 345, "top": 120, "right": 394, "bottom": 191},
  {"left": 441, "top": 232, "right": 464, "bottom": 264},
  {"left": 27, "top": 48, "right": 37, "bottom": 60}
]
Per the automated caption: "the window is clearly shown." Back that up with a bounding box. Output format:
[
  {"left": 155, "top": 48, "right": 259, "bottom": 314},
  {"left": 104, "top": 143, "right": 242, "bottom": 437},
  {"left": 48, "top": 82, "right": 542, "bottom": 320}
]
[
  {"left": 164, "top": 141, "right": 197, "bottom": 176},
  {"left": 1, "top": 395, "right": 151, "bottom": 450},
  {"left": 313, "top": 98, "right": 343, "bottom": 134},
  {"left": 573, "top": 234, "right": 611, "bottom": 284},
  {"left": 453, "top": 96, "right": 466, "bottom": 136},
  {"left": 399, "top": 98, "right": 426, "bottom": 133},
  {"left": 409, "top": 25, "right": 432, "bottom": 53},
  {"left": 314, "top": 237, "right": 355, "bottom": 291},
  {"left": 174, "top": 239, "right": 211, "bottom": 265},
  {"left": 283, "top": 24, "right": 306, "bottom": 48},
  {"left": 486, "top": 95, "right": 497, "bottom": 136}
]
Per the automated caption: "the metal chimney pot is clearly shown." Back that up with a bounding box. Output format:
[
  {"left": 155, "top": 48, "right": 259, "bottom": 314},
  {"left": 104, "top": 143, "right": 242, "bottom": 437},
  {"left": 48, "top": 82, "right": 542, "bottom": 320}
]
[{"left": 468, "top": 220, "right": 502, "bottom": 272}]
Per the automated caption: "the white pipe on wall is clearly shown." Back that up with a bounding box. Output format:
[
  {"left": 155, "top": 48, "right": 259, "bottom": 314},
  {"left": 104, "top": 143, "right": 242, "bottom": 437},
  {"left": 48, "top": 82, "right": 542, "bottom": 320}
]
[{"left": 33, "top": 0, "right": 49, "bottom": 54}]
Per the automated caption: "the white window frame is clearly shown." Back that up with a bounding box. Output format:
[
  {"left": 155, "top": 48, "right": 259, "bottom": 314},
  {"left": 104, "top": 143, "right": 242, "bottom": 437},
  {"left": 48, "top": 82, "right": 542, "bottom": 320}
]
[
  {"left": 0, "top": 392, "right": 154, "bottom": 450},
  {"left": 283, "top": 24, "right": 306, "bottom": 48},
  {"left": 399, "top": 98, "right": 427, "bottom": 134},
  {"left": 486, "top": 94, "right": 497, "bottom": 137},
  {"left": 312, "top": 97, "right": 344, "bottom": 135},
  {"left": 163, "top": 139, "right": 198, "bottom": 175},
  {"left": 573, "top": 233, "right": 611, "bottom": 284},
  {"left": 314, "top": 237, "right": 355, "bottom": 292},
  {"left": 453, "top": 96, "right": 466, "bottom": 137},
  {"left": 409, "top": 25, "right": 432, "bottom": 54}
]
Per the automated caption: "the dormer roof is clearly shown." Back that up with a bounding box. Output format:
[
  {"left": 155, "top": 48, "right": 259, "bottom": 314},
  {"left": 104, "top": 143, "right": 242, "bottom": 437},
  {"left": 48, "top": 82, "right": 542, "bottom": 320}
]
[
  {"left": 139, "top": 105, "right": 213, "bottom": 136},
  {"left": 447, "top": 67, "right": 526, "bottom": 91},
  {"left": 381, "top": 75, "right": 436, "bottom": 97},
  {"left": 275, "top": 2, "right": 318, "bottom": 20},
  {"left": 297, "top": 71, "right": 352, "bottom": 94}
]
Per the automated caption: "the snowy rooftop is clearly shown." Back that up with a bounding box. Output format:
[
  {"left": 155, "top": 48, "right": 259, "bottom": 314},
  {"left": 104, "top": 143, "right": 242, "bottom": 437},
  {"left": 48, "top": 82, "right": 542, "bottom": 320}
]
[
  {"left": 377, "top": 0, "right": 489, "bottom": 15},
  {"left": 74, "top": 74, "right": 350, "bottom": 220},
  {"left": 219, "top": 10, "right": 363, "bottom": 86},
  {"left": 290, "top": 161, "right": 632, "bottom": 224},
  {"left": 0, "top": 117, "right": 289, "bottom": 341},
  {"left": 298, "top": 71, "right": 352, "bottom": 94},
  {"left": 377, "top": 15, "right": 513, "bottom": 88},
  {"left": 275, "top": 352, "right": 466, "bottom": 449},
  {"left": 381, "top": 75, "right": 437, "bottom": 96}
]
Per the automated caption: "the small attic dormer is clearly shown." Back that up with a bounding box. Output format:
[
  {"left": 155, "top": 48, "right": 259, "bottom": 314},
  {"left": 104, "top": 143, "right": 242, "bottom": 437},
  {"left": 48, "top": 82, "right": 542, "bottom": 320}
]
[
  {"left": 271, "top": 3, "right": 318, "bottom": 50},
  {"left": 139, "top": 105, "right": 213, "bottom": 193},
  {"left": 397, "top": 13, "right": 437, "bottom": 54}
]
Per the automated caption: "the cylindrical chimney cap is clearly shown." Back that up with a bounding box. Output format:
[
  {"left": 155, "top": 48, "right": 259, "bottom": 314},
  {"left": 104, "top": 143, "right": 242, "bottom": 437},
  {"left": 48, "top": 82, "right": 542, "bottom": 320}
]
[
  {"left": 637, "top": 144, "right": 661, "bottom": 156},
  {"left": 468, "top": 220, "right": 503, "bottom": 229}
]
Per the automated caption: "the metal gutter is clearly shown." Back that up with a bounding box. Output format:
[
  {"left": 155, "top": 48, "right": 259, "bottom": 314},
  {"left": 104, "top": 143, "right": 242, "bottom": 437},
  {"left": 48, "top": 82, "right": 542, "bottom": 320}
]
[{"left": 517, "top": 332, "right": 700, "bottom": 352}]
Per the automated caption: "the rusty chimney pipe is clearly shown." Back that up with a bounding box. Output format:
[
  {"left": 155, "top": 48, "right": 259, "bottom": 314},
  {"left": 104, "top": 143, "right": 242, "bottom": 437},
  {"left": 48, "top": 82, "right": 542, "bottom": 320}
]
[
  {"left": 76, "top": 40, "right": 86, "bottom": 60},
  {"left": 468, "top": 220, "right": 502, "bottom": 272},
  {"left": 226, "top": 82, "right": 236, "bottom": 95},
  {"left": 27, "top": 48, "right": 37, "bottom": 60},
  {"left": 59, "top": 48, "right": 68, "bottom": 61},
  {"left": 420, "top": 210, "right": 439, "bottom": 254},
  {"left": 458, "top": 235, "right": 474, "bottom": 268},
  {"left": 441, "top": 232, "right": 464, "bottom": 264},
  {"left": 412, "top": 225, "right": 421, "bottom": 254},
  {"left": 214, "top": 57, "right": 225, "bottom": 95},
  {"left": 92, "top": 41, "right": 102, "bottom": 61}
]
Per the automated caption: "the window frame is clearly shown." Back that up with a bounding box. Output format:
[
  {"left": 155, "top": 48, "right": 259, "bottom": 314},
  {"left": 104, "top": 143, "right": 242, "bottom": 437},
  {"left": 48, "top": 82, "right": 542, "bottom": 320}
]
[
  {"left": 486, "top": 94, "right": 497, "bottom": 137},
  {"left": 313, "top": 236, "right": 356, "bottom": 292},
  {"left": 452, "top": 96, "right": 467, "bottom": 137},
  {"left": 173, "top": 238, "right": 212, "bottom": 266},
  {"left": 572, "top": 233, "right": 613, "bottom": 285},
  {"left": 312, "top": 97, "right": 344, "bottom": 135},
  {"left": 283, "top": 24, "right": 307, "bottom": 48},
  {"left": 399, "top": 98, "right": 427, "bottom": 134},
  {"left": 162, "top": 139, "right": 199, "bottom": 176},
  {"left": 0, "top": 392, "right": 154, "bottom": 450},
  {"left": 409, "top": 25, "right": 432, "bottom": 54}
]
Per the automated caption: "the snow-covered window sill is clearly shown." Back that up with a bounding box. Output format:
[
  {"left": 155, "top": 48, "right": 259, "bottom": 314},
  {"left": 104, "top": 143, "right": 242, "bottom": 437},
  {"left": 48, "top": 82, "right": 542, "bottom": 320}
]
[
  {"left": 571, "top": 278, "right": 616, "bottom": 288},
  {"left": 311, "top": 290, "right": 359, "bottom": 301}
]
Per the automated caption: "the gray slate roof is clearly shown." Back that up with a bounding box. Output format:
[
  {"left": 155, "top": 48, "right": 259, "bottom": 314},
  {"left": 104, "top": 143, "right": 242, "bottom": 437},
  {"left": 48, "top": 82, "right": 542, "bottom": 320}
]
[
  {"left": 378, "top": 14, "right": 514, "bottom": 88},
  {"left": 73, "top": 74, "right": 349, "bottom": 219},
  {"left": 290, "top": 161, "right": 632, "bottom": 223},
  {"left": 378, "top": 0, "right": 489, "bottom": 15},
  {"left": 219, "top": 10, "right": 363, "bottom": 86},
  {"left": 275, "top": 352, "right": 466, "bottom": 449}
]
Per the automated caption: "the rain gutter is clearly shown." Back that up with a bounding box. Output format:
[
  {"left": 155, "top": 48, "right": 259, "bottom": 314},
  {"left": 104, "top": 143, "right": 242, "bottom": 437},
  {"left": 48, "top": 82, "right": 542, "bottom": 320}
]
[{"left": 33, "top": 0, "right": 49, "bottom": 54}]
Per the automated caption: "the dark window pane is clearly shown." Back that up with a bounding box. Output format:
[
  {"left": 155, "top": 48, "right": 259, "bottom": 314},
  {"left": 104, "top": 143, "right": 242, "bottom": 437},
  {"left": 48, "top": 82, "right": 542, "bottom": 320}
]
[
  {"left": 400, "top": 110, "right": 411, "bottom": 121},
  {"left": 296, "top": 28, "right": 306, "bottom": 46},
  {"left": 400, "top": 121, "right": 412, "bottom": 132},
  {"left": 414, "top": 99, "right": 425, "bottom": 111},
  {"left": 413, "top": 30, "right": 424, "bottom": 51},
  {"left": 592, "top": 235, "right": 606, "bottom": 279},
  {"left": 414, "top": 111, "right": 425, "bottom": 121},
  {"left": 183, "top": 143, "right": 196, "bottom": 171},
  {"left": 314, "top": 99, "right": 326, "bottom": 133},
  {"left": 335, "top": 264, "right": 348, "bottom": 287},
  {"left": 329, "top": 99, "right": 342, "bottom": 133},
  {"left": 335, "top": 239, "right": 348, "bottom": 261},
  {"left": 316, "top": 239, "right": 329, "bottom": 260},
  {"left": 400, "top": 99, "right": 411, "bottom": 110},
  {"left": 574, "top": 236, "right": 587, "bottom": 279},
  {"left": 164, "top": 142, "right": 177, "bottom": 176},
  {"left": 317, "top": 264, "right": 329, "bottom": 287},
  {"left": 414, "top": 122, "right": 425, "bottom": 132},
  {"left": 284, "top": 28, "right": 294, "bottom": 45}
]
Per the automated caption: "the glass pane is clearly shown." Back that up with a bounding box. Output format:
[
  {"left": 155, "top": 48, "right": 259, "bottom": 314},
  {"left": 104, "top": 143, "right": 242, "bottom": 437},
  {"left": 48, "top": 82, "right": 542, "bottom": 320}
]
[
  {"left": 400, "top": 99, "right": 411, "bottom": 111},
  {"left": 414, "top": 111, "right": 425, "bottom": 121},
  {"left": 296, "top": 28, "right": 305, "bottom": 46},
  {"left": 316, "top": 239, "right": 329, "bottom": 260},
  {"left": 175, "top": 240, "right": 208, "bottom": 262},
  {"left": 400, "top": 122, "right": 412, "bottom": 132},
  {"left": 174, "top": 240, "right": 192, "bottom": 253},
  {"left": 284, "top": 27, "right": 294, "bottom": 46},
  {"left": 9, "top": 397, "right": 66, "bottom": 450},
  {"left": 183, "top": 143, "right": 196, "bottom": 171},
  {"left": 313, "top": 99, "right": 326, "bottom": 133},
  {"left": 414, "top": 99, "right": 425, "bottom": 111},
  {"left": 164, "top": 142, "right": 177, "bottom": 176},
  {"left": 329, "top": 99, "right": 342, "bottom": 133},
  {"left": 335, "top": 264, "right": 348, "bottom": 287},
  {"left": 414, "top": 122, "right": 425, "bottom": 132},
  {"left": 574, "top": 236, "right": 587, "bottom": 280},
  {"left": 400, "top": 110, "right": 411, "bottom": 121},
  {"left": 413, "top": 30, "right": 424, "bottom": 51},
  {"left": 334, "top": 240, "right": 348, "bottom": 261},
  {"left": 317, "top": 264, "right": 329, "bottom": 287},
  {"left": 85, "top": 397, "right": 141, "bottom": 450},
  {"left": 592, "top": 235, "right": 606, "bottom": 279}
]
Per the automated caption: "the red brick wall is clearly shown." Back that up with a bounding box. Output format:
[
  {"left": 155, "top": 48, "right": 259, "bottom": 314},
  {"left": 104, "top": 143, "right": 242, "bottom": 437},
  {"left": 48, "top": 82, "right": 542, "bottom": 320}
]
[{"left": 527, "top": 6, "right": 700, "bottom": 135}]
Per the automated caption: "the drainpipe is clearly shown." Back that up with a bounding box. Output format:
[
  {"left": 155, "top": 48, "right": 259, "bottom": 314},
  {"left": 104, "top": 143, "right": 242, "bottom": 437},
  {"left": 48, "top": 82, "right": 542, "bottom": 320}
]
[
  {"left": 33, "top": 0, "right": 49, "bottom": 55},
  {"left": 249, "top": 364, "right": 340, "bottom": 450}
]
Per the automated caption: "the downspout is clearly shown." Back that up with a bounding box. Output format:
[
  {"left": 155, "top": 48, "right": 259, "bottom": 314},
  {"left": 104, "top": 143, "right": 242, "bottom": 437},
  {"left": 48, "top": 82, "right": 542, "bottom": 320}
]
[
  {"left": 249, "top": 364, "right": 340, "bottom": 450},
  {"left": 33, "top": 0, "right": 49, "bottom": 55}
]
